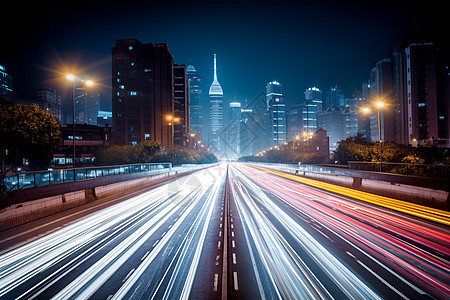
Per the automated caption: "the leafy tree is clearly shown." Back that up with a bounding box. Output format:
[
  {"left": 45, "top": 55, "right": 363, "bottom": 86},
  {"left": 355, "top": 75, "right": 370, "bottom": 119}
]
[
  {"left": 0, "top": 97, "right": 61, "bottom": 172},
  {"left": 95, "top": 145, "right": 134, "bottom": 165},
  {"left": 132, "top": 140, "right": 162, "bottom": 163},
  {"left": 94, "top": 140, "right": 218, "bottom": 166},
  {"left": 333, "top": 133, "right": 372, "bottom": 164}
]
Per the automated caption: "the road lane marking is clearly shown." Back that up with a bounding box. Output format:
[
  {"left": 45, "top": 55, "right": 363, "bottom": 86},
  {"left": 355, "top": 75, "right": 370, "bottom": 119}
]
[
  {"left": 152, "top": 239, "right": 159, "bottom": 247},
  {"left": 141, "top": 251, "right": 150, "bottom": 261},
  {"left": 217, "top": 241, "right": 221, "bottom": 249},
  {"left": 214, "top": 274, "right": 219, "bottom": 291},
  {"left": 232, "top": 253, "right": 237, "bottom": 264},
  {"left": 122, "top": 268, "right": 135, "bottom": 283},
  {"left": 233, "top": 272, "right": 239, "bottom": 290},
  {"left": 356, "top": 260, "right": 409, "bottom": 299},
  {"left": 232, "top": 240, "right": 235, "bottom": 248}
]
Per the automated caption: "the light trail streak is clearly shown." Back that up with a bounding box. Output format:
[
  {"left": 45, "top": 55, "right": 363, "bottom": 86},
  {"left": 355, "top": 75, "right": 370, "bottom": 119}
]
[
  {"left": 236, "top": 163, "right": 450, "bottom": 299},
  {"left": 229, "top": 164, "right": 382, "bottom": 299},
  {"left": 0, "top": 164, "right": 226, "bottom": 299},
  {"left": 251, "top": 165, "right": 450, "bottom": 226}
]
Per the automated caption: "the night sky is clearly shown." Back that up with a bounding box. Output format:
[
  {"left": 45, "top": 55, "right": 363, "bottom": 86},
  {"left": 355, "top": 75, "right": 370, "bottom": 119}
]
[{"left": 2, "top": 0, "right": 447, "bottom": 114}]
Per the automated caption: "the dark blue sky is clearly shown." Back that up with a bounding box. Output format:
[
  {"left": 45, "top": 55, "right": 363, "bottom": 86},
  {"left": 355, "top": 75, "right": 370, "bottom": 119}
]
[{"left": 2, "top": 0, "right": 446, "bottom": 111}]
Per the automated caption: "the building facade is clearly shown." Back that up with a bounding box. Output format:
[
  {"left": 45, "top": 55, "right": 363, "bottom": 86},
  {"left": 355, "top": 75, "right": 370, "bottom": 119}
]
[
  {"left": 75, "top": 90, "right": 100, "bottom": 125},
  {"left": 400, "top": 43, "right": 449, "bottom": 146},
  {"left": 173, "top": 65, "right": 190, "bottom": 146},
  {"left": 266, "top": 81, "right": 286, "bottom": 146},
  {"left": 37, "top": 87, "right": 62, "bottom": 122},
  {"left": 286, "top": 104, "right": 303, "bottom": 141},
  {"left": 187, "top": 65, "right": 203, "bottom": 140},
  {"left": 361, "top": 41, "right": 450, "bottom": 147},
  {"left": 324, "top": 85, "right": 345, "bottom": 110},
  {"left": 209, "top": 54, "right": 224, "bottom": 154},
  {"left": 317, "top": 107, "right": 358, "bottom": 155},
  {"left": 0, "top": 64, "right": 13, "bottom": 98},
  {"left": 303, "top": 87, "right": 322, "bottom": 133},
  {"left": 224, "top": 102, "right": 241, "bottom": 159},
  {"left": 112, "top": 39, "right": 174, "bottom": 147},
  {"left": 52, "top": 124, "right": 112, "bottom": 165}
]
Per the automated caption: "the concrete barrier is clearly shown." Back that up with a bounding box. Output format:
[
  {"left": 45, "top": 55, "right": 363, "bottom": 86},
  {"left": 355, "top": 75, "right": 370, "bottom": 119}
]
[
  {"left": 0, "top": 191, "right": 86, "bottom": 231},
  {"left": 300, "top": 170, "right": 449, "bottom": 210},
  {"left": 246, "top": 162, "right": 449, "bottom": 210},
  {"left": 0, "top": 171, "right": 177, "bottom": 231}
]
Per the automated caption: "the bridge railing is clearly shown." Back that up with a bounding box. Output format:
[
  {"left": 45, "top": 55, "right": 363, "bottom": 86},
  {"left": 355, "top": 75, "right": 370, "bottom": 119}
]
[{"left": 2, "top": 162, "right": 172, "bottom": 193}]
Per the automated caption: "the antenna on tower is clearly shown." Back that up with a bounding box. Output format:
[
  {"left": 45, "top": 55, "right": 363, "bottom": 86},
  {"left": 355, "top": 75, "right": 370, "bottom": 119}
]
[{"left": 214, "top": 53, "right": 217, "bottom": 81}]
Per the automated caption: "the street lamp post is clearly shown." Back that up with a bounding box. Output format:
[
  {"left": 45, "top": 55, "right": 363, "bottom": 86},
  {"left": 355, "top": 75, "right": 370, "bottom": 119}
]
[
  {"left": 376, "top": 101, "right": 384, "bottom": 167},
  {"left": 66, "top": 74, "right": 94, "bottom": 170},
  {"left": 361, "top": 100, "right": 384, "bottom": 170}
]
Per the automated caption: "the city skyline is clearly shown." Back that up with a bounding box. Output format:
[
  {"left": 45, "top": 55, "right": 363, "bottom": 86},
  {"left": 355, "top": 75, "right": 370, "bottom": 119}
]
[{"left": 2, "top": 1, "right": 447, "bottom": 112}]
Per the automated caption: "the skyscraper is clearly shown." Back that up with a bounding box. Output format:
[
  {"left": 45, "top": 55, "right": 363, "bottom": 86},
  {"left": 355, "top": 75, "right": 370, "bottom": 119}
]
[
  {"left": 0, "top": 64, "right": 13, "bottom": 98},
  {"left": 209, "top": 54, "right": 224, "bottom": 154},
  {"left": 112, "top": 39, "right": 174, "bottom": 147},
  {"left": 266, "top": 81, "right": 286, "bottom": 145},
  {"left": 75, "top": 89, "right": 100, "bottom": 125},
  {"left": 358, "top": 41, "right": 450, "bottom": 147},
  {"left": 187, "top": 65, "right": 203, "bottom": 139},
  {"left": 173, "top": 64, "right": 190, "bottom": 146},
  {"left": 37, "top": 87, "right": 62, "bottom": 122},
  {"left": 324, "top": 85, "right": 345, "bottom": 109},
  {"left": 303, "top": 87, "right": 322, "bottom": 133},
  {"left": 225, "top": 102, "right": 241, "bottom": 159},
  {"left": 398, "top": 42, "right": 449, "bottom": 147}
]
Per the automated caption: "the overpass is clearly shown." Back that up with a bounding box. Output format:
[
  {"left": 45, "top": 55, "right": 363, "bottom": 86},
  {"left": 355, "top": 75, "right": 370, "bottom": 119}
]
[{"left": 0, "top": 162, "right": 217, "bottom": 230}]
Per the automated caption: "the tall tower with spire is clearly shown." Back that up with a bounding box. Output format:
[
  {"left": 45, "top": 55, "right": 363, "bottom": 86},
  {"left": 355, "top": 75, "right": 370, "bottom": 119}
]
[{"left": 209, "top": 53, "right": 224, "bottom": 154}]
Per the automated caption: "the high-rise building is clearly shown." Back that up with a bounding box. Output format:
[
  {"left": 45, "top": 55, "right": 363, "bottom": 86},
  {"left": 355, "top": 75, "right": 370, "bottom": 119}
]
[
  {"left": 37, "top": 87, "right": 62, "bottom": 122},
  {"left": 75, "top": 90, "right": 100, "bottom": 125},
  {"left": 361, "top": 58, "right": 395, "bottom": 143},
  {"left": 187, "top": 65, "right": 203, "bottom": 140},
  {"left": 317, "top": 107, "right": 358, "bottom": 155},
  {"left": 396, "top": 42, "right": 449, "bottom": 147},
  {"left": 286, "top": 104, "right": 303, "bottom": 141},
  {"left": 266, "top": 81, "right": 286, "bottom": 145},
  {"left": 303, "top": 87, "right": 322, "bottom": 133},
  {"left": 173, "top": 65, "right": 190, "bottom": 146},
  {"left": 224, "top": 102, "right": 241, "bottom": 159},
  {"left": 209, "top": 54, "right": 224, "bottom": 154},
  {"left": 112, "top": 39, "right": 174, "bottom": 147},
  {"left": 361, "top": 41, "right": 450, "bottom": 147},
  {"left": 0, "top": 64, "right": 13, "bottom": 98},
  {"left": 324, "top": 85, "right": 345, "bottom": 109}
]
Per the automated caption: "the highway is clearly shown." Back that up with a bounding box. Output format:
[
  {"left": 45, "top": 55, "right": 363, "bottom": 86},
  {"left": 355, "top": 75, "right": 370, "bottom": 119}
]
[
  {"left": 227, "top": 163, "right": 450, "bottom": 299},
  {"left": 0, "top": 162, "right": 449, "bottom": 299},
  {"left": 0, "top": 165, "right": 227, "bottom": 299}
]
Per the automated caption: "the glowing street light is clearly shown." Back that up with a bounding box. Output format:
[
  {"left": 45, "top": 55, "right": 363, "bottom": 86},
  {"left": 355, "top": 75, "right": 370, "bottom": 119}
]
[
  {"left": 361, "top": 99, "right": 385, "bottom": 166},
  {"left": 66, "top": 74, "right": 95, "bottom": 170},
  {"left": 165, "top": 115, "right": 180, "bottom": 149},
  {"left": 66, "top": 74, "right": 75, "bottom": 81}
]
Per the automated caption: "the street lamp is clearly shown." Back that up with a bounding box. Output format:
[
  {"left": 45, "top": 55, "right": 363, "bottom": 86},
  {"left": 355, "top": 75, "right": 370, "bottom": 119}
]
[
  {"left": 66, "top": 74, "right": 95, "bottom": 170},
  {"left": 361, "top": 100, "right": 384, "bottom": 167}
]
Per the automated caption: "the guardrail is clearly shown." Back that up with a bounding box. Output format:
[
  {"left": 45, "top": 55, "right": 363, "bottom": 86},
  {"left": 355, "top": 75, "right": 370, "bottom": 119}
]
[
  {"left": 244, "top": 162, "right": 450, "bottom": 192},
  {"left": 348, "top": 161, "right": 450, "bottom": 179},
  {"left": 1, "top": 162, "right": 172, "bottom": 194}
]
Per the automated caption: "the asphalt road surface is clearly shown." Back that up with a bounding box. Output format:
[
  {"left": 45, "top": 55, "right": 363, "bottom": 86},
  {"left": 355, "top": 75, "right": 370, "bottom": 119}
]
[{"left": 0, "top": 162, "right": 449, "bottom": 299}]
